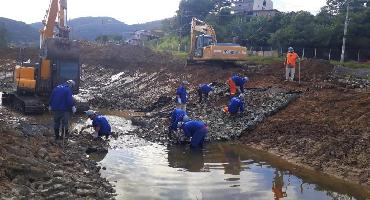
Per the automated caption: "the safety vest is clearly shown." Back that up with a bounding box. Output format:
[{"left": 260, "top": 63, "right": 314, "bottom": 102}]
[{"left": 227, "top": 78, "right": 237, "bottom": 95}]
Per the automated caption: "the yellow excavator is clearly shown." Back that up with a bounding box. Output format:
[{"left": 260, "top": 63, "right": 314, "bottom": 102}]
[
  {"left": 2, "top": 0, "right": 80, "bottom": 114},
  {"left": 188, "top": 17, "right": 247, "bottom": 63}
]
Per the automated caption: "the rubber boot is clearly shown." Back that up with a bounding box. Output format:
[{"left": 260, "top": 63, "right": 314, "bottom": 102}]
[
  {"left": 64, "top": 129, "right": 70, "bottom": 139},
  {"left": 54, "top": 128, "right": 60, "bottom": 141}
]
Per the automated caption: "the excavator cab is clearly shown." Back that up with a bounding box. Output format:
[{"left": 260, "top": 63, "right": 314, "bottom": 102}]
[
  {"left": 1, "top": 0, "right": 82, "bottom": 114},
  {"left": 36, "top": 37, "right": 81, "bottom": 95},
  {"left": 194, "top": 34, "right": 215, "bottom": 58}
]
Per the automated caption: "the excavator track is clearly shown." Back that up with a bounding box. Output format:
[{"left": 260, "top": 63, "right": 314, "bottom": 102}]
[{"left": 2, "top": 92, "right": 45, "bottom": 114}]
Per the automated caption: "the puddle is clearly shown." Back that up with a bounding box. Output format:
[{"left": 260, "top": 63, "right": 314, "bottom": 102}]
[
  {"left": 16, "top": 110, "right": 370, "bottom": 200},
  {"left": 95, "top": 142, "right": 370, "bottom": 200}
]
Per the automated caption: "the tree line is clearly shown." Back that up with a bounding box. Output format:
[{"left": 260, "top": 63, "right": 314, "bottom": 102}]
[
  {"left": 162, "top": 0, "right": 370, "bottom": 55},
  {"left": 0, "top": 23, "right": 6, "bottom": 48}
]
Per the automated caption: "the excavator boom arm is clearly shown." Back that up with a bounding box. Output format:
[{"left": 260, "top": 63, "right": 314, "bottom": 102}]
[
  {"left": 190, "top": 17, "right": 217, "bottom": 56},
  {"left": 40, "top": 0, "right": 69, "bottom": 46}
]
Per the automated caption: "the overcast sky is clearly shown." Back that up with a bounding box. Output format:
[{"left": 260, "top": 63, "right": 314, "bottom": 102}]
[{"left": 0, "top": 0, "right": 326, "bottom": 25}]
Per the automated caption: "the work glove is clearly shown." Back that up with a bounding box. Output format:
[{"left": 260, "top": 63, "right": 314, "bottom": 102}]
[
  {"left": 48, "top": 106, "right": 52, "bottom": 111},
  {"left": 92, "top": 131, "right": 99, "bottom": 139},
  {"left": 177, "top": 98, "right": 182, "bottom": 104},
  {"left": 72, "top": 106, "right": 77, "bottom": 114}
]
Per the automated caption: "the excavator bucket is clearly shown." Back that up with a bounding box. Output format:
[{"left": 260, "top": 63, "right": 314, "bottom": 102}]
[{"left": 41, "top": 38, "right": 80, "bottom": 60}]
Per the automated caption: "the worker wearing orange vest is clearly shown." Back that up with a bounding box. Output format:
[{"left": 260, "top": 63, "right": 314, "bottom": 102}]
[
  {"left": 284, "top": 47, "right": 300, "bottom": 81},
  {"left": 226, "top": 77, "right": 237, "bottom": 96}
]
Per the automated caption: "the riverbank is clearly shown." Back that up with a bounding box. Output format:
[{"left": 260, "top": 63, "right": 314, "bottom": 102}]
[{"left": 1, "top": 44, "right": 369, "bottom": 198}]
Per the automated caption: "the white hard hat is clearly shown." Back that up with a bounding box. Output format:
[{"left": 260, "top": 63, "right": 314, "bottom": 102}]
[
  {"left": 84, "top": 110, "right": 96, "bottom": 116},
  {"left": 182, "top": 80, "right": 189, "bottom": 85},
  {"left": 244, "top": 77, "right": 249, "bottom": 82},
  {"left": 66, "top": 80, "right": 76, "bottom": 87}
]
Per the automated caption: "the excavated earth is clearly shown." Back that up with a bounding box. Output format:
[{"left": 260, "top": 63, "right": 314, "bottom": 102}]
[{"left": 0, "top": 44, "right": 370, "bottom": 199}]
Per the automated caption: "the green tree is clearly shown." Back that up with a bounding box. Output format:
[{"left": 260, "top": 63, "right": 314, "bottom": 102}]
[
  {"left": 269, "top": 12, "right": 316, "bottom": 47},
  {"left": 321, "top": 0, "right": 369, "bottom": 15},
  {"left": 95, "top": 35, "right": 109, "bottom": 43}
]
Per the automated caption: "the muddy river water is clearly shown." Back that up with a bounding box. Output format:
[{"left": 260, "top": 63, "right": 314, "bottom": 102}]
[{"left": 84, "top": 115, "right": 370, "bottom": 200}]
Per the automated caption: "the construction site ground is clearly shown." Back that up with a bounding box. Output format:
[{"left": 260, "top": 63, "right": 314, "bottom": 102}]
[{"left": 0, "top": 44, "right": 369, "bottom": 199}]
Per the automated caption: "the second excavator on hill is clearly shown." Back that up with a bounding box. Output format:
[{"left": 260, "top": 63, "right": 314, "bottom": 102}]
[{"left": 188, "top": 17, "right": 247, "bottom": 63}]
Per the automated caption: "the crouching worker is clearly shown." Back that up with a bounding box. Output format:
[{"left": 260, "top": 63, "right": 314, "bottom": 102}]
[
  {"left": 169, "top": 108, "right": 189, "bottom": 133},
  {"left": 83, "top": 110, "right": 112, "bottom": 140},
  {"left": 180, "top": 120, "right": 208, "bottom": 148},
  {"left": 197, "top": 83, "right": 213, "bottom": 103},
  {"left": 223, "top": 94, "right": 245, "bottom": 116},
  {"left": 232, "top": 74, "right": 249, "bottom": 94}
]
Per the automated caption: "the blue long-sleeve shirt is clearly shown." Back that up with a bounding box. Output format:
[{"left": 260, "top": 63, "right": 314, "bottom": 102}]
[
  {"left": 170, "top": 108, "right": 187, "bottom": 131},
  {"left": 92, "top": 115, "right": 111, "bottom": 135},
  {"left": 49, "top": 84, "right": 74, "bottom": 111},
  {"left": 228, "top": 97, "right": 244, "bottom": 114},
  {"left": 231, "top": 75, "right": 247, "bottom": 86},
  {"left": 176, "top": 85, "right": 187, "bottom": 104},
  {"left": 182, "top": 120, "right": 206, "bottom": 138},
  {"left": 231, "top": 76, "right": 248, "bottom": 93},
  {"left": 199, "top": 84, "right": 213, "bottom": 94}
]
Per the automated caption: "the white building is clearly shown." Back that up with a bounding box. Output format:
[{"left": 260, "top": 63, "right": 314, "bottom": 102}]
[{"left": 232, "top": 0, "right": 277, "bottom": 16}]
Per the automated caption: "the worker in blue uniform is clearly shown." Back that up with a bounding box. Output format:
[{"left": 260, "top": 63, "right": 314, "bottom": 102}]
[
  {"left": 181, "top": 120, "right": 208, "bottom": 148},
  {"left": 231, "top": 75, "right": 249, "bottom": 94},
  {"left": 223, "top": 94, "right": 245, "bottom": 115},
  {"left": 176, "top": 81, "right": 188, "bottom": 110},
  {"left": 197, "top": 83, "right": 213, "bottom": 103},
  {"left": 49, "top": 80, "right": 76, "bottom": 141},
  {"left": 169, "top": 108, "right": 188, "bottom": 132},
  {"left": 83, "top": 110, "right": 112, "bottom": 140}
]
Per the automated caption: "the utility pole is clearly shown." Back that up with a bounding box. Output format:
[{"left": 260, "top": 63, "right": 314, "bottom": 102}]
[{"left": 340, "top": 2, "right": 350, "bottom": 63}]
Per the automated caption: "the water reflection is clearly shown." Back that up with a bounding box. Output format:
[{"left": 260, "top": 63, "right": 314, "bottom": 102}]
[
  {"left": 96, "top": 141, "right": 370, "bottom": 200},
  {"left": 272, "top": 170, "right": 287, "bottom": 199},
  {"left": 167, "top": 145, "right": 205, "bottom": 172}
]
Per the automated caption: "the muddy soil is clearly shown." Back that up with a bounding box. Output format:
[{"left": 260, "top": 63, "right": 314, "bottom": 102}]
[
  {"left": 1, "top": 43, "right": 370, "bottom": 199},
  {"left": 79, "top": 44, "right": 370, "bottom": 188},
  {"left": 0, "top": 108, "right": 116, "bottom": 199}
]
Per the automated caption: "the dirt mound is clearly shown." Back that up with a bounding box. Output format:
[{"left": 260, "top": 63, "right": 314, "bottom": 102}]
[
  {"left": 241, "top": 89, "right": 370, "bottom": 186},
  {"left": 80, "top": 42, "right": 185, "bottom": 71},
  {"left": 0, "top": 48, "right": 38, "bottom": 62}
]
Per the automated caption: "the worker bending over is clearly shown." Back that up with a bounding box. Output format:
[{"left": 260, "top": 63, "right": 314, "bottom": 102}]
[
  {"left": 181, "top": 120, "right": 208, "bottom": 148},
  {"left": 49, "top": 80, "right": 77, "bottom": 141},
  {"left": 223, "top": 94, "right": 245, "bottom": 115},
  {"left": 284, "top": 47, "right": 300, "bottom": 81},
  {"left": 169, "top": 108, "right": 189, "bottom": 133},
  {"left": 197, "top": 83, "right": 213, "bottom": 103},
  {"left": 83, "top": 110, "right": 112, "bottom": 140},
  {"left": 232, "top": 74, "right": 249, "bottom": 94},
  {"left": 176, "top": 81, "right": 189, "bottom": 110}
]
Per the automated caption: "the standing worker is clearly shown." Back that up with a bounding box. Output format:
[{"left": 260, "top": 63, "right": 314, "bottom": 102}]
[
  {"left": 181, "top": 120, "right": 208, "bottom": 148},
  {"left": 169, "top": 108, "right": 189, "bottom": 133},
  {"left": 82, "top": 110, "right": 112, "bottom": 140},
  {"left": 223, "top": 94, "right": 245, "bottom": 115},
  {"left": 197, "top": 83, "right": 213, "bottom": 103},
  {"left": 176, "top": 81, "right": 188, "bottom": 110},
  {"left": 231, "top": 75, "right": 249, "bottom": 94},
  {"left": 49, "top": 80, "right": 77, "bottom": 141},
  {"left": 284, "top": 47, "right": 300, "bottom": 82}
]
